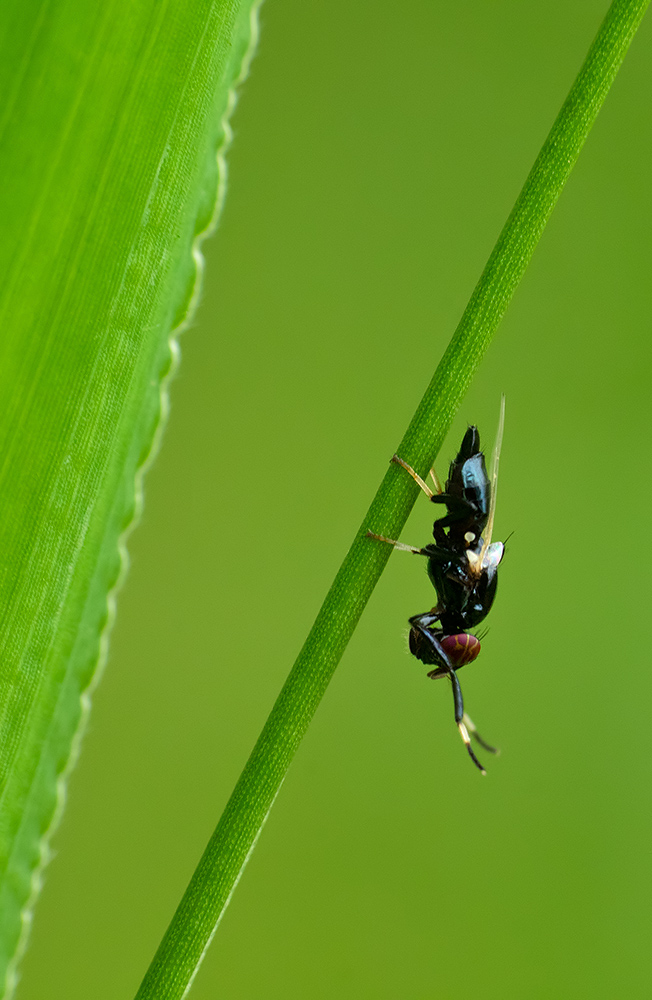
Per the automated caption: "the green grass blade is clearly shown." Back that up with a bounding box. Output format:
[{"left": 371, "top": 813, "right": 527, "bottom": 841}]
[
  {"left": 135, "top": 1, "right": 648, "bottom": 997},
  {"left": 0, "top": 0, "right": 259, "bottom": 993}
]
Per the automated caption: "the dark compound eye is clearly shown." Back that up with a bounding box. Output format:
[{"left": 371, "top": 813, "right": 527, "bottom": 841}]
[{"left": 440, "top": 632, "right": 481, "bottom": 667}]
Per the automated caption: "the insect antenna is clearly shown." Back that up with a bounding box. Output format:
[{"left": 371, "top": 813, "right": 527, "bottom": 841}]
[{"left": 501, "top": 529, "right": 515, "bottom": 552}]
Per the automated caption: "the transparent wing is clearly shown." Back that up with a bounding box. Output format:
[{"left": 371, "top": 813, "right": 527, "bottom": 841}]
[{"left": 479, "top": 394, "right": 505, "bottom": 566}]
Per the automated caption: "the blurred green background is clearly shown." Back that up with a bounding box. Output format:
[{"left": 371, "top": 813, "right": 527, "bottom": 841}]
[{"left": 17, "top": 1, "right": 652, "bottom": 997}]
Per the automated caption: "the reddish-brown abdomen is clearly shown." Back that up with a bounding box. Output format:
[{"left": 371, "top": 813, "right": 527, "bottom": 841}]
[{"left": 440, "top": 632, "right": 481, "bottom": 667}]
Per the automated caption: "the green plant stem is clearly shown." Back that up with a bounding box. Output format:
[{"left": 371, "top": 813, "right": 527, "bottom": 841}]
[{"left": 135, "top": 2, "right": 648, "bottom": 996}]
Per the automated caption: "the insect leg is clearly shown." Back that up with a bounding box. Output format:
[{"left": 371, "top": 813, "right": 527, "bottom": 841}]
[
  {"left": 429, "top": 466, "right": 444, "bottom": 494},
  {"left": 462, "top": 712, "right": 499, "bottom": 755},
  {"left": 430, "top": 496, "right": 479, "bottom": 546},
  {"left": 391, "top": 450, "right": 444, "bottom": 496},
  {"left": 449, "top": 671, "right": 486, "bottom": 774},
  {"left": 408, "top": 619, "right": 486, "bottom": 774},
  {"left": 391, "top": 454, "right": 435, "bottom": 498},
  {"left": 366, "top": 531, "right": 428, "bottom": 555},
  {"left": 408, "top": 610, "right": 442, "bottom": 629}
]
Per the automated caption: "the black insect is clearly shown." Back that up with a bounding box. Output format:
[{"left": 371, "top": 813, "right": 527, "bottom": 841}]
[{"left": 368, "top": 399, "right": 506, "bottom": 774}]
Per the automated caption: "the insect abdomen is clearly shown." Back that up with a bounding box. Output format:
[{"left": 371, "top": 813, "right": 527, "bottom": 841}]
[{"left": 440, "top": 632, "right": 481, "bottom": 667}]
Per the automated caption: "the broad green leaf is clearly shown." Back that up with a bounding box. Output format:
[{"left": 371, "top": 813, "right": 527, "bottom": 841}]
[{"left": 0, "top": 0, "right": 258, "bottom": 992}]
